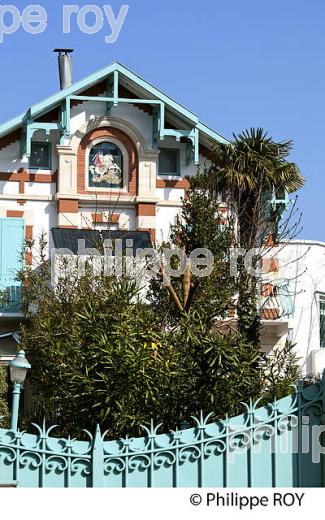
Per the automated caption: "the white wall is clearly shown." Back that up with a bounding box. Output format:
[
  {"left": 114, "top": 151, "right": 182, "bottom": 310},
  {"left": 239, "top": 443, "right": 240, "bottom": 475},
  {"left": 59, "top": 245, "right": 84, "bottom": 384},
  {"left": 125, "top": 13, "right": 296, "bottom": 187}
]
[
  {"left": 156, "top": 206, "right": 180, "bottom": 242},
  {"left": 0, "top": 129, "right": 60, "bottom": 173},
  {"left": 275, "top": 241, "right": 325, "bottom": 374}
]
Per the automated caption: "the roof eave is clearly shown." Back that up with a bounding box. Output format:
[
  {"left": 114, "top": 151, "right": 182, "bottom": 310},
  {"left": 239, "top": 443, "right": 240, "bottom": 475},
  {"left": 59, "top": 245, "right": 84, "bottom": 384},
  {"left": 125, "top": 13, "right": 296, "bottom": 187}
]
[{"left": 0, "top": 62, "right": 230, "bottom": 146}]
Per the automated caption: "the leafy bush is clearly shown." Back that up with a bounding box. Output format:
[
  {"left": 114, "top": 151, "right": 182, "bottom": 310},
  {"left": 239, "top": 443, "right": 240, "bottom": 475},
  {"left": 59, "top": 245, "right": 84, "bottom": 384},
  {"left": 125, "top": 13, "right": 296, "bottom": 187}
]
[
  {"left": 18, "top": 240, "right": 264, "bottom": 437},
  {"left": 0, "top": 365, "right": 9, "bottom": 428}
]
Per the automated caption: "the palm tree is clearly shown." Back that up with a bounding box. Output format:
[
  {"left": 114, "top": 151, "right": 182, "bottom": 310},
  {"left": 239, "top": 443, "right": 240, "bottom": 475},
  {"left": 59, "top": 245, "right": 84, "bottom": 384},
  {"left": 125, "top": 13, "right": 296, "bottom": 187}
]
[
  {"left": 208, "top": 127, "right": 304, "bottom": 341},
  {"left": 209, "top": 127, "right": 304, "bottom": 248}
]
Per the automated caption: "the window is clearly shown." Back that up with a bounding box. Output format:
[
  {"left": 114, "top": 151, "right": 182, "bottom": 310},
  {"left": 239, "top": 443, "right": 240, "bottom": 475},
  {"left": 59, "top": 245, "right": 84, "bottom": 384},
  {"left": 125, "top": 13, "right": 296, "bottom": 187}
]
[
  {"left": 88, "top": 141, "right": 123, "bottom": 189},
  {"left": 30, "top": 142, "right": 51, "bottom": 170},
  {"left": 158, "top": 148, "right": 180, "bottom": 176},
  {"left": 319, "top": 294, "right": 325, "bottom": 348}
]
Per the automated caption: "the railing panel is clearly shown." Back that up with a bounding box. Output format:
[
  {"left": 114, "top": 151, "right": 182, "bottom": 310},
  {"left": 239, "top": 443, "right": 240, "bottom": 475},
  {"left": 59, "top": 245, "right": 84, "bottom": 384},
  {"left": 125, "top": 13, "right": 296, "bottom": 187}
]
[{"left": 1, "top": 375, "right": 324, "bottom": 487}]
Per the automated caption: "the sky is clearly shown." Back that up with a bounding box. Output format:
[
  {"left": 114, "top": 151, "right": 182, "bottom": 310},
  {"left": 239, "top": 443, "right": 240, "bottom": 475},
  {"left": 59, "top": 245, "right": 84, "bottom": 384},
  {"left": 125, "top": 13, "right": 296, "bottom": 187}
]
[{"left": 0, "top": 0, "right": 324, "bottom": 240}]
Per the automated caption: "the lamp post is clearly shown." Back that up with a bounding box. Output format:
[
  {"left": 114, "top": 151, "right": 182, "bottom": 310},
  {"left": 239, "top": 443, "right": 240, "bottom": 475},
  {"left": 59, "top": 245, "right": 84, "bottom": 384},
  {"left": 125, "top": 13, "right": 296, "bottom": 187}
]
[{"left": 9, "top": 350, "right": 31, "bottom": 431}]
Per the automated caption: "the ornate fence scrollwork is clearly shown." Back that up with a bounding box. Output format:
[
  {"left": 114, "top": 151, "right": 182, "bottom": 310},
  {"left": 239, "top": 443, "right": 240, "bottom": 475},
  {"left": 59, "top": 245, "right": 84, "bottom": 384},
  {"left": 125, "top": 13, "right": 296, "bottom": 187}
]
[{"left": 1, "top": 374, "right": 325, "bottom": 487}]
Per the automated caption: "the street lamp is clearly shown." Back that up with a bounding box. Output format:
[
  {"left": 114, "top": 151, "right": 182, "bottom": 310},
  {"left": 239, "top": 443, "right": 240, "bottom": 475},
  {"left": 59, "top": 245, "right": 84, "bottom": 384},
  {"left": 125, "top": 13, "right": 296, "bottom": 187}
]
[{"left": 9, "top": 350, "right": 31, "bottom": 431}]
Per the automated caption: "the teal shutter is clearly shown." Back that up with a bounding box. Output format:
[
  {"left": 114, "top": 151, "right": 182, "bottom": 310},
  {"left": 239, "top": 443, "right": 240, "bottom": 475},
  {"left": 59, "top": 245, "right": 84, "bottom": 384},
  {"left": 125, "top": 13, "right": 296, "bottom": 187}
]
[{"left": 0, "top": 217, "right": 25, "bottom": 312}]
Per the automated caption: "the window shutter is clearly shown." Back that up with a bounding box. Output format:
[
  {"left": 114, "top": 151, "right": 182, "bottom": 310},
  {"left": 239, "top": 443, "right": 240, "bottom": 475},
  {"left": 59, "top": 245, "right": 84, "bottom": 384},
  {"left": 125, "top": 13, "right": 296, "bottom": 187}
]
[{"left": 0, "top": 218, "right": 25, "bottom": 312}]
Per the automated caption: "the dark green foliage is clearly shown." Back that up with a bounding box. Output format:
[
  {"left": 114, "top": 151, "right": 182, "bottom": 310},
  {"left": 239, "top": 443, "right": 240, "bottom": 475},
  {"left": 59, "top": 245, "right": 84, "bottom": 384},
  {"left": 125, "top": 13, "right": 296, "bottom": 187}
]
[
  {"left": 168, "top": 312, "right": 262, "bottom": 421},
  {"left": 260, "top": 341, "right": 301, "bottom": 403},
  {"left": 148, "top": 168, "right": 238, "bottom": 326},
  {"left": 20, "top": 266, "right": 262, "bottom": 437},
  {"left": 0, "top": 366, "right": 9, "bottom": 428}
]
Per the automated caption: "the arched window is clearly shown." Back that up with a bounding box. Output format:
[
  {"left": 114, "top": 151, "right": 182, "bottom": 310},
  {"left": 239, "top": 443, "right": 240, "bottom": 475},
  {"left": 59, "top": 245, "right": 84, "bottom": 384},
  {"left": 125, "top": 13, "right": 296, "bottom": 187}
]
[{"left": 88, "top": 141, "right": 123, "bottom": 188}]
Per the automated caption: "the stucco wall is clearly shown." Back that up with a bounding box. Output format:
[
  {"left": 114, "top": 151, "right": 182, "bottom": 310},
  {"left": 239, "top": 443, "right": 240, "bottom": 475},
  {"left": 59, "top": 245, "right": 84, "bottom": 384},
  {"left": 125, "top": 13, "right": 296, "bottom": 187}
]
[{"left": 274, "top": 241, "right": 325, "bottom": 374}]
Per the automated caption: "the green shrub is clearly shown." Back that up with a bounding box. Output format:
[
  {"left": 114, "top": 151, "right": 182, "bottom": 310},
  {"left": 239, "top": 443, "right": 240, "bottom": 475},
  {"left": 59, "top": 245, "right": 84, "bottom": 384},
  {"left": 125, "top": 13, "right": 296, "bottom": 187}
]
[{"left": 0, "top": 365, "right": 9, "bottom": 428}]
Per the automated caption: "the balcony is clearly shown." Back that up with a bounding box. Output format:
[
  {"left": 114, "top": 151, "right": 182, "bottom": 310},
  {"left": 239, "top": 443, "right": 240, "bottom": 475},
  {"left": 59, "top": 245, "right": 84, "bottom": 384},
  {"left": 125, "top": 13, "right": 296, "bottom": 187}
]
[
  {"left": 0, "top": 276, "right": 23, "bottom": 316},
  {"left": 259, "top": 280, "right": 294, "bottom": 338}
]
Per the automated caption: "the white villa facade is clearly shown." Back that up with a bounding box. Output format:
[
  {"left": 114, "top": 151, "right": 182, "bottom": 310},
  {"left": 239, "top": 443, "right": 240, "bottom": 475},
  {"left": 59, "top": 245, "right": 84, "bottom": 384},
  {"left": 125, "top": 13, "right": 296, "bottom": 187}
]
[
  {"left": 0, "top": 54, "right": 323, "bottom": 376},
  {"left": 265, "top": 240, "right": 325, "bottom": 375}
]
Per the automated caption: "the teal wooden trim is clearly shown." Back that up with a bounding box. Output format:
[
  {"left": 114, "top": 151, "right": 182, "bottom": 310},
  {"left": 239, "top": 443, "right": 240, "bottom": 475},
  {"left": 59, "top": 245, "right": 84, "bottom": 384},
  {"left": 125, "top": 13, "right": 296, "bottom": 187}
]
[
  {"left": 65, "top": 97, "right": 71, "bottom": 137},
  {"left": 23, "top": 120, "right": 59, "bottom": 159},
  {"left": 113, "top": 70, "right": 119, "bottom": 107},
  {"left": 196, "top": 121, "right": 229, "bottom": 145},
  {"left": 152, "top": 106, "right": 159, "bottom": 149},
  {"left": 106, "top": 76, "right": 114, "bottom": 115},
  {"left": 30, "top": 123, "right": 60, "bottom": 133},
  {"left": 1, "top": 375, "right": 325, "bottom": 487},
  {"left": 158, "top": 148, "right": 180, "bottom": 176},
  {"left": 164, "top": 129, "right": 196, "bottom": 140},
  {"left": 69, "top": 95, "right": 162, "bottom": 105},
  {"left": 0, "top": 62, "right": 229, "bottom": 147},
  {"left": 60, "top": 103, "right": 67, "bottom": 144},
  {"left": 159, "top": 102, "right": 165, "bottom": 141},
  {"left": 194, "top": 127, "right": 199, "bottom": 164}
]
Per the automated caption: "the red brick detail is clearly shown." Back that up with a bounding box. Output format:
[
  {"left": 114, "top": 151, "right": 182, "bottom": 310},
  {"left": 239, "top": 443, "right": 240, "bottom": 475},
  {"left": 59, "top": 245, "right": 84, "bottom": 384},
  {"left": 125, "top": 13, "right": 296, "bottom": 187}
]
[
  {"left": 136, "top": 203, "right": 156, "bottom": 217},
  {"left": 0, "top": 171, "right": 56, "bottom": 183},
  {"left": 261, "top": 308, "right": 280, "bottom": 320},
  {"left": 260, "top": 258, "right": 279, "bottom": 273},
  {"left": 7, "top": 210, "right": 24, "bottom": 218},
  {"left": 58, "top": 199, "right": 79, "bottom": 213},
  {"left": 77, "top": 127, "right": 138, "bottom": 195},
  {"left": 156, "top": 178, "right": 190, "bottom": 189},
  {"left": 92, "top": 212, "right": 119, "bottom": 224},
  {"left": 261, "top": 284, "right": 274, "bottom": 297},
  {"left": 25, "top": 225, "right": 33, "bottom": 240},
  {"left": 17, "top": 200, "right": 26, "bottom": 206},
  {"left": 25, "top": 252, "right": 33, "bottom": 265},
  {"left": 19, "top": 171, "right": 26, "bottom": 194},
  {"left": 24, "top": 226, "right": 33, "bottom": 265}
]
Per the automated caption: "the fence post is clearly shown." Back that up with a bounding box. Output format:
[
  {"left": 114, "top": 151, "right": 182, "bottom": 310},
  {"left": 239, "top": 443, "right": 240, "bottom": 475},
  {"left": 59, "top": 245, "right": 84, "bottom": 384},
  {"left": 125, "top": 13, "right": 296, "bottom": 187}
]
[{"left": 92, "top": 424, "right": 104, "bottom": 487}]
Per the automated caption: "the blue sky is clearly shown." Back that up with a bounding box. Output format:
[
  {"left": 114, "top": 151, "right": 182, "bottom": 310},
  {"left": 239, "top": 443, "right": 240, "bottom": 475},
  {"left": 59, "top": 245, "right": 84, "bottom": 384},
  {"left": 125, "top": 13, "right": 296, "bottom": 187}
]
[{"left": 0, "top": 0, "right": 324, "bottom": 240}]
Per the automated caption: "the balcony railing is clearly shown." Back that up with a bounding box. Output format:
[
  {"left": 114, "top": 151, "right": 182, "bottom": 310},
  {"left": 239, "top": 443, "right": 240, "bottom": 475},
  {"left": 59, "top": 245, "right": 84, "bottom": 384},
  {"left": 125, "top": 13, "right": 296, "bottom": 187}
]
[
  {"left": 0, "top": 276, "right": 22, "bottom": 314},
  {"left": 260, "top": 280, "right": 294, "bottom": 321}
]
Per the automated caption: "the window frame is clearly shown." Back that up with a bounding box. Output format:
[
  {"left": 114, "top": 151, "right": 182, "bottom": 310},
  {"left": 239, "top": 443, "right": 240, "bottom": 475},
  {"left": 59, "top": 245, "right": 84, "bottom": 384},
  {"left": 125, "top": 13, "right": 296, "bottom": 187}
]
[
  {"left": 29, "top": 141, "right": 52, "bottom": 171},
  {"left": 158, "top": 148, "right": 181, "bottom": 177}
]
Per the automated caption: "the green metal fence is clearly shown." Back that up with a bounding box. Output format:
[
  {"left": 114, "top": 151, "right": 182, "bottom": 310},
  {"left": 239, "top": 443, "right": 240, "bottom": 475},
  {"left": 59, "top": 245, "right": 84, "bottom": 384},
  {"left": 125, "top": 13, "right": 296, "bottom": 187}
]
[{"left": 0, "top": 375, "right": 325, "bottom": 487}]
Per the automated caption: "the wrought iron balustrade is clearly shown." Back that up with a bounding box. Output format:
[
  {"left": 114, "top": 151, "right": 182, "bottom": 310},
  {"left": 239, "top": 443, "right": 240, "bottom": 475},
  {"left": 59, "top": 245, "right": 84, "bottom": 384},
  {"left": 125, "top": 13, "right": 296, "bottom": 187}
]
[{"left": 1, "top": 376, "right": 324, "bottom": 487}]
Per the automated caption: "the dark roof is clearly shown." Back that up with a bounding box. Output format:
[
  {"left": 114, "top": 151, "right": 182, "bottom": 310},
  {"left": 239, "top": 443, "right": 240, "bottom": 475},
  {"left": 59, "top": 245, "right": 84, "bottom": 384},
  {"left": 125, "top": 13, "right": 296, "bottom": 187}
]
[{"left": 51, "top": 228, "right": 152, "bottom": 256}]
